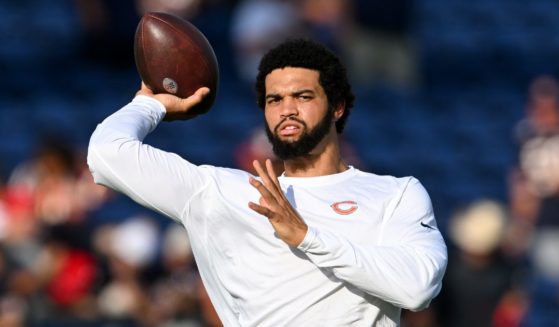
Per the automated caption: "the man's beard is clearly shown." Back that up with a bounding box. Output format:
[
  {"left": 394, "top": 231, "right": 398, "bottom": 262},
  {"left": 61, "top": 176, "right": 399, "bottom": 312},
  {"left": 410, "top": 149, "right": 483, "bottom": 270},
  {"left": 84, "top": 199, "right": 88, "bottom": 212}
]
[{"left": 265, "top": 108, "right": 334, "bottom": 160}]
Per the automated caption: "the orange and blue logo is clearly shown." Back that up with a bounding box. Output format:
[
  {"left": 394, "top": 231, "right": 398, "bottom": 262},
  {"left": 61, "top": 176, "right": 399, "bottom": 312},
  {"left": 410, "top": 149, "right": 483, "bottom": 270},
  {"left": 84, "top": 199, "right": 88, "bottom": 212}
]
[{"left": 331, "top": 201, "right": 358, "bottom": 215}]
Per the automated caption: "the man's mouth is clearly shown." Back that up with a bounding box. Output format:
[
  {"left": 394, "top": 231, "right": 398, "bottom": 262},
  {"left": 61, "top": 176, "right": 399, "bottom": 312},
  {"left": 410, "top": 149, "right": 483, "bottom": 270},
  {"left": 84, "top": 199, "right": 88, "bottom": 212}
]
[
  {"left": 279, "top": 123, "right": 301, "bottom": 136},
  {"left": 275, "top": 117, "right": 306, "bottom": 137}
]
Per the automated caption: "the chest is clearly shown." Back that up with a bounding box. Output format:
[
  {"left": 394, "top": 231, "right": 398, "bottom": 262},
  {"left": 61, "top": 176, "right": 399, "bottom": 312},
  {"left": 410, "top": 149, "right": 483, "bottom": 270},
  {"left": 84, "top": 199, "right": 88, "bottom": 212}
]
[
  {"left": 287, "top": 186, "right": 387, "bottom": 242},
  {"left": 202, "top": 183, "right": 392, "bottom": 256},
  {"left": 189, "top": 182, "right": 393, "bottom": 304}
]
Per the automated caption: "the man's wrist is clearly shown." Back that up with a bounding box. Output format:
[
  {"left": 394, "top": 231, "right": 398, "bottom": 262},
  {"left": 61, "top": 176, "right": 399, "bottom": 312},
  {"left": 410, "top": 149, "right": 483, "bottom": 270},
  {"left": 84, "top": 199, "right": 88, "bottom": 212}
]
[
  {"left": 297, "top": 226, "right": 317, "bottom": 251},
  {"left": 133, "top": 95, "right": 167, "bottom": 123}
]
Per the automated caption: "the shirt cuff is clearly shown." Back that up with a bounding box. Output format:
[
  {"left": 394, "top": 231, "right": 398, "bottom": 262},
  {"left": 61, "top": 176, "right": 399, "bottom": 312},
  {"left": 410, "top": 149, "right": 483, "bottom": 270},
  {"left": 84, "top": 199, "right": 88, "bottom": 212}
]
[
  {"left": 133, "top": 95, "right": 167, "bottom": 122},
  {"left": 297, "top": 225, "right": 318, "bottom": 252}
]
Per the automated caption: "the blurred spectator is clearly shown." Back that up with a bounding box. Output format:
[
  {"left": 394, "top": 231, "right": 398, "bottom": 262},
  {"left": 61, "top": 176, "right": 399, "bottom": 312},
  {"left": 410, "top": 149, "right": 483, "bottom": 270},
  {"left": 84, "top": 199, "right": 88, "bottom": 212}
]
[
  {"left": 299, "top": 0, "right": 353, "bottom": 54},
  {"left": 508, "top": 75, "right": 559, "bottom": 326},
  {"left": 297, "top": 0, "right": 418, "bottom": 89},
  {"left": 7, "top": 137, "right": 109, "bottom": 231},
  {"left": 230, "top": 0, "right": 305, "bottom": 83},
  {"left": 147, "top": 224, "right": 207, "bottom": 326},
  {"left": 506, "top": 75, "right": 559, "bottom": 258},
  {"left": 437, "top": 200, "right": 520, "bottom": 327},
  {"left": 515, "top": 75, "right": 559, "bottom": 201},
  {"left": 346, "top": 0, "right": 418, "bottom": 89},
  {"left": 40, "top": 241, "right": 99, "bottom": 320},
  {"left": 95, "top": 217, "right": 158, "bottom": 323}
]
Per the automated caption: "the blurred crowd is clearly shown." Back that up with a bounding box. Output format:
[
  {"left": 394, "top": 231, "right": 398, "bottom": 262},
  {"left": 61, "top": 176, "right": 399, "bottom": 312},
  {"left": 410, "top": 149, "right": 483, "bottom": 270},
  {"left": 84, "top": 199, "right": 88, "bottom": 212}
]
[
  {"left": 0, "top": 136, "right": 221, "bottom": 327},
  {"left": 0, "top": 0, "right": 558, "bottom": 326},
  {"left": 69, "top": 0, "right": 418, "bottom": 90}
]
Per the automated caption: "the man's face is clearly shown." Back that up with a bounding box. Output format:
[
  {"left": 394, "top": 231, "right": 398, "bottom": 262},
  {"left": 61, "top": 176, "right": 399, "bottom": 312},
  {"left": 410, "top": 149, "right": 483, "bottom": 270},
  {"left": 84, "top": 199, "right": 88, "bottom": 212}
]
[{"left": 263, "top": 67, "right": 335, "bottom": 160}]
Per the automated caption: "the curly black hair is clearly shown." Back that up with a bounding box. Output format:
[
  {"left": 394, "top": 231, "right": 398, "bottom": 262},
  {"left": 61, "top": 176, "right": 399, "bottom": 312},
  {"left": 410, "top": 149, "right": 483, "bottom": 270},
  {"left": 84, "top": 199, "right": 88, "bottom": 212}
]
[{"left": 255, "top": 38, "right": 355, "bottom": 133}]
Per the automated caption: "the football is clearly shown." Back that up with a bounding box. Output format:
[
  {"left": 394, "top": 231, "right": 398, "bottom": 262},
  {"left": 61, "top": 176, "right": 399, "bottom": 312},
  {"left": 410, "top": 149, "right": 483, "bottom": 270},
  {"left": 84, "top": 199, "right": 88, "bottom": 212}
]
[{"left": 134, "top": 12, "right": 219, "bottom": 117}]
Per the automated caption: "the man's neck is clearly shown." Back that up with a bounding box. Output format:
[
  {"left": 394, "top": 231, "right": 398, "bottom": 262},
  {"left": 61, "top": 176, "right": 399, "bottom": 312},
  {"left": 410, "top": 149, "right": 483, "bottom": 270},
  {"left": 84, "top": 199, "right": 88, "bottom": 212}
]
[{"left": 282, "top": 136, "right": 348, "bottom": 177}]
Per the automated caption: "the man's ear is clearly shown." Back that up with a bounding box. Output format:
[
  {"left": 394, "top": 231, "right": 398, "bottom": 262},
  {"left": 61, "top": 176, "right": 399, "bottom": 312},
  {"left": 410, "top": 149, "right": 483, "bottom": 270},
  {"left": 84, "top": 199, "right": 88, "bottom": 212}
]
[{"left": 333, "top": 103, "right": 345, "bottom": 121}]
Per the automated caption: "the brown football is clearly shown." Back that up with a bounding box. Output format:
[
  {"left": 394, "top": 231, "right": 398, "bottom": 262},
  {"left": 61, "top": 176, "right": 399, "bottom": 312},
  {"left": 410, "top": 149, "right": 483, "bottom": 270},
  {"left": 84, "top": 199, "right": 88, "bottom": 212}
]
[{"left": 134, "top": 12, "right": 219, "bottom": 117}]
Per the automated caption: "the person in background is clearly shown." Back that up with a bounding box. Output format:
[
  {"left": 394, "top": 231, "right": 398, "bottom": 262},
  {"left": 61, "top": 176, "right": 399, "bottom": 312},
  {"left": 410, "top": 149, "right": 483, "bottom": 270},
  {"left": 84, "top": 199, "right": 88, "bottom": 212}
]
[
  {"left": 508, "top": 75, "right": 559, "bottom": 326},
  {"left": 437, "top": 200, "right": 519, "bottom": 327}
]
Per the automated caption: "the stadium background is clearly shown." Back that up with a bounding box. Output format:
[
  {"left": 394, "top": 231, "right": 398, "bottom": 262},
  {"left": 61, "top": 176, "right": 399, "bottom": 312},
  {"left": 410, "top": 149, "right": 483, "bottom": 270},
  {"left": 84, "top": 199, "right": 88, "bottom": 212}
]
[{"left": 0, "top": 0, "right": 557, "bottom": 326}]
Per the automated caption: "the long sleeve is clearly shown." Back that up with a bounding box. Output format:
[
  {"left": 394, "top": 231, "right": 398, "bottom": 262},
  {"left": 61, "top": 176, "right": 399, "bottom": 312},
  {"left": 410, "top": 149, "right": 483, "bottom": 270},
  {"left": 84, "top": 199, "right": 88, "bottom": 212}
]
[
  {"left": 87, "top": 95, "right": 211, "bottom": 222},
  {"left": 297, "top": 178, "right": 448, "bottom": 311}
]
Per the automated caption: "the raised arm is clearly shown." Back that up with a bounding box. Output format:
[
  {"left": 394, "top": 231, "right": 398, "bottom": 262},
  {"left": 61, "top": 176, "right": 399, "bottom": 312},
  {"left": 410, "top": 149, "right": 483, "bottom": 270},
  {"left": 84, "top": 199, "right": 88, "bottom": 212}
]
[{"left": 87, "top": 85, "right": 212, "bottom": 221}]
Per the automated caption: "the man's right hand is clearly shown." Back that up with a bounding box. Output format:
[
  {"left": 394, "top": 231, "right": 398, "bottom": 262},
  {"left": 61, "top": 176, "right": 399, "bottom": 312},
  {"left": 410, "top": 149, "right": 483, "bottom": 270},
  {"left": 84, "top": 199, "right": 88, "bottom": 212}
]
[{"left": 136, "top": 82, "right": 210, "bottom": 121}]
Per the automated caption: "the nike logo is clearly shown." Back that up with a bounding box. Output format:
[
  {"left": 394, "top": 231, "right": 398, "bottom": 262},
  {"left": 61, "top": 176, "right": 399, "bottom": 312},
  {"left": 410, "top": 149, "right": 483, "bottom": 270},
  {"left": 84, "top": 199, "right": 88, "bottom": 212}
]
[{"left": 420, "top": 222, "right": 435, "bottom": 230}]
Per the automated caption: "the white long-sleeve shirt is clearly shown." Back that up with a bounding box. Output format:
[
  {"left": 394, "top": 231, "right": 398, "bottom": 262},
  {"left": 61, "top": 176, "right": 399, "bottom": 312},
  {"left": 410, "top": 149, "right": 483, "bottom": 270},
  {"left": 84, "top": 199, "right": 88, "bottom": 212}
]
[{"left": 87, "top": 96, "right": 448, "bottom": 327}]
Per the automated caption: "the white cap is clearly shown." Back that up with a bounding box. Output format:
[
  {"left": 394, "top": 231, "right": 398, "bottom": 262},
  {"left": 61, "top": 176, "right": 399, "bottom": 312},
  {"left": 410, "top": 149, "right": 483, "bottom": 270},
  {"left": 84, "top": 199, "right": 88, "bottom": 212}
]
[
  {"left": 110, "top": 216, "right": 159, "bottom": 267},
  {"left": 450, "top": 200, "right": 507, "bottom": 255}
]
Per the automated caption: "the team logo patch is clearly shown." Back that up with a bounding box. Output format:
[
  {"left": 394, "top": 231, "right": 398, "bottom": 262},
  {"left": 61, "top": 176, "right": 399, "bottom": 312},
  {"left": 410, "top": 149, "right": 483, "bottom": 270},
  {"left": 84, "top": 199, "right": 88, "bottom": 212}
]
[{"left": 331, "top": 201, "right": 358, "bottom": 215}]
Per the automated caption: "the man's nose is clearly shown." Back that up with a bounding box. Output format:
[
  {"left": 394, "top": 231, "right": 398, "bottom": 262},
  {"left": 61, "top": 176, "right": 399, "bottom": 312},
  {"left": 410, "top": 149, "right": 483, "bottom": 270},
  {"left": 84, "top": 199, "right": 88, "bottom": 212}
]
[{"left": 280, "top": 97, "right": 298, "bottom": 118}]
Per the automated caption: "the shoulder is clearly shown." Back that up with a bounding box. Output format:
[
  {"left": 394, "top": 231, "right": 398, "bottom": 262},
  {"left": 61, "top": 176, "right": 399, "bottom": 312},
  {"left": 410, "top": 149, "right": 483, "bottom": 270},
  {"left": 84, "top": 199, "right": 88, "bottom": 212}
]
[
  {"left": 353, "top": 169, "right": 425, "bottom": 195},
  {"left": 196, "top": 166, "right": 259, "bottom": 205},
  {"left": 199, "top": 165, "right": 253, "bottom": 183},
  {"left": 354, "top": 170, "right": 432, "bottom": 210}
]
